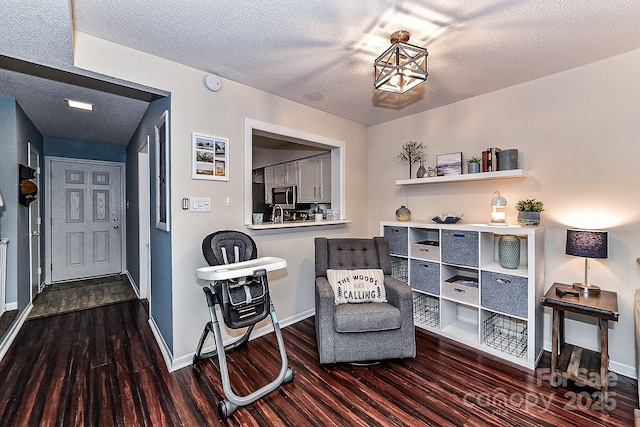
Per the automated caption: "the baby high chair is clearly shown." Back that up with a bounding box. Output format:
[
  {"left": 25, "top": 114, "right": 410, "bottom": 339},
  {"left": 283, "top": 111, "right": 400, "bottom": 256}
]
[{"left": 194, "top": 230, "right": 294, "bottom": 420}]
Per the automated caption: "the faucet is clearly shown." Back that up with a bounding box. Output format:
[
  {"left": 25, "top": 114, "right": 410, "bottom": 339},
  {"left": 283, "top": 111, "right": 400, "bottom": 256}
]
[{"left": 272, "top": 204, "right": 283, "bottom": 223}]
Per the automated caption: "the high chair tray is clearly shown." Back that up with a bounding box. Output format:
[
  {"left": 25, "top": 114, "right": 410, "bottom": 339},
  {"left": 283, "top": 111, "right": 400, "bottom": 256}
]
[{"left": 196, "top": 256, "right": 287, "bottom": 281}]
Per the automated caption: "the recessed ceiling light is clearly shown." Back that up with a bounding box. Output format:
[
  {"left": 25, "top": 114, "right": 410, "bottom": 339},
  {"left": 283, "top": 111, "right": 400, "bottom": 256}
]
[{"left": 66, "top": 99, "right": 94, "bottom": 111}]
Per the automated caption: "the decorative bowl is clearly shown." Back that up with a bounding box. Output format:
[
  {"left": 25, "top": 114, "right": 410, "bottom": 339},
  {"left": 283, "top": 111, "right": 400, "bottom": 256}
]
[{"left": 432, "top": 216, "right": 462, "bottom": 224}]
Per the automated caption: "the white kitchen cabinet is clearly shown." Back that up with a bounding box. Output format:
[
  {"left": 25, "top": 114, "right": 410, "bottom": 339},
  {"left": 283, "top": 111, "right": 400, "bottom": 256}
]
[
  {"left": 298, "top": 153, "right": 330, "bottom": 203},
  {"left": 273, "top": 164, "right": 285, "bottom": 186},
  {"left": 381, "top": 221, "right": 544, "bottom": 369},
  {"left": 297, "top": 157, "right": 316, "bottom": 202},
  {"left": 265, "top": 161, "right": 299, "bottom": 204},
  {"left": 319, "top": 154, "right": 331, "bottom": 203},
  {"left": 264, "top": 166, "right": 275, "bottom": 204},
  {"left": 272, "top": 162, "right": 298, "bottom": 187},
  {"left": 285, "top": 161, "right": 298, "bottom": 185}
]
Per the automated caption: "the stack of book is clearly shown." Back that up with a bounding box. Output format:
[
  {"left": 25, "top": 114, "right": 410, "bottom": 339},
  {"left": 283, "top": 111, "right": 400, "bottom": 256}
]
[{"left": 481, "top": 147, "right": 501, "bottom": 172}]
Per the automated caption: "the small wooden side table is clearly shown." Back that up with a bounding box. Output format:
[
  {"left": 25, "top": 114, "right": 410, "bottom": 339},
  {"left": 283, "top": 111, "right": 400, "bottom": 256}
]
[{"left": 541, "top": 282, "right": 619, "bottom": 403}]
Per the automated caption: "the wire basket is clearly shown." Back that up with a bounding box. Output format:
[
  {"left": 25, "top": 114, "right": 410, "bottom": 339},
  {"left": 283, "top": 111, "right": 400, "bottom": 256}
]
[
  {"left": 483, "top": 313, "right": 527, "bottom": 358},
  {"left": 391, "top": 257, "right": 408, "bottom": 283},
  {"left": 413, "top": 293, "right": 439, "bottom": 328}
]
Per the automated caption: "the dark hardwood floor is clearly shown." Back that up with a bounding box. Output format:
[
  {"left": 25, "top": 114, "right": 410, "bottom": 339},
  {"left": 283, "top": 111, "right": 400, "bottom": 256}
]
[{"left": 0, "top": 299, "right": 636, "bottom": 426}]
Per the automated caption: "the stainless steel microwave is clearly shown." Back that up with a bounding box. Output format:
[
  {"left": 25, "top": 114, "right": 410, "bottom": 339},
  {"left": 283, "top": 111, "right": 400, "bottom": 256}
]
[{"left": 272, "top": 185, "right": 297, "bottom": 209}]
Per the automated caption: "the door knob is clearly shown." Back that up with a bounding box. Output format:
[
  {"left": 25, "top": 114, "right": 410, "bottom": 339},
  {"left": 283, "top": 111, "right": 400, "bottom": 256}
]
[
  {"left": 31, "top": 231, "right": 39, "bottom": 237},
  {"left": 114, "top": 225, "right": 119, "bottom": 230}
]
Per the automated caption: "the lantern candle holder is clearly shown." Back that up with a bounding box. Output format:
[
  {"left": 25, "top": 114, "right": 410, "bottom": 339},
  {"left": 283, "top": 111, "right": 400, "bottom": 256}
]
[{"left": 490, "top": 191, "right": 507, "bottom": 225}]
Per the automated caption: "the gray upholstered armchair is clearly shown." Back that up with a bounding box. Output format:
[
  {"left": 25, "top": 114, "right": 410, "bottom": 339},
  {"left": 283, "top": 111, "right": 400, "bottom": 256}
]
[{"left": 314, "top": 237, "right": 416, "bottom": 364}]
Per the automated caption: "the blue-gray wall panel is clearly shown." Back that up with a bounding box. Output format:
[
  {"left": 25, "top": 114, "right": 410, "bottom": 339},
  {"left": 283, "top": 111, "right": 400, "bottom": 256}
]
[
  {"left": 125, "top": 95, "right": 173, "bottom": 352},
  {"left": 0, "top": 95, "right": 43, "bottom": 312},
  {"left": 0, "top": 96, "right": 18, "bottom": 305},
  {"left": 44, "top": 137, "right": 125, "bottom": 162},
  {"left": 15, "top": 102, "right": 43, "bottom": 310}
]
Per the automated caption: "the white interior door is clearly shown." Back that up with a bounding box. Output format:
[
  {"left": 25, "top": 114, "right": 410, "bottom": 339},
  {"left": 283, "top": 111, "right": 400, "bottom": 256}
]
[
  {"left": 49, "top": 159, "right": 123, "bottom": 282},
  {"left": 28, "top": 144, "right": 41, "bottom": 299},
  {"left": 138, "top": 140, "right": 151, "bottom": 300}
]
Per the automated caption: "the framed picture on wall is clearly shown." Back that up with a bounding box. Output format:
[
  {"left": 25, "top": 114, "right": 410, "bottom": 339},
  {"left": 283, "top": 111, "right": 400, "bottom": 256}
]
[
  {"left": 436, "top": 152, "right": 462, "bottom": 176},
  {"left": 192, "top": 133, "right": 229, "bottom": 181}
]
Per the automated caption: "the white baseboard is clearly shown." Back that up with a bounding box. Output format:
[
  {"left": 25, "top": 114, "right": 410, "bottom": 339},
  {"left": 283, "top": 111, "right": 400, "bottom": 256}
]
[
  {"left": 5, "top": 302, "right": 17, "bottom": 311},
  {"left": 169, "top": 308, "right": 315, "bottom": 372},
  {"left": 543, "top": 340, "right": 636, "bottom": 380},
  {"left": 125, "top": 271, "right": 140, "bottom": 299},
  {"left": 0, "top": 303, "right": 32, "bottom": 362},
  {"left": 148, "top": 316, "right": 174, "bottom": 372},
  {"left": 609, "top": 360, "right": 636, "bottom": 380}
]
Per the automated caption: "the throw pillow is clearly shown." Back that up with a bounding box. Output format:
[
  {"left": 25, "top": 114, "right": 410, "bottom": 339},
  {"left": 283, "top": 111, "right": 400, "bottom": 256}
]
[{"left": 326, "top": 269, "right": 386, "bottom": 305}]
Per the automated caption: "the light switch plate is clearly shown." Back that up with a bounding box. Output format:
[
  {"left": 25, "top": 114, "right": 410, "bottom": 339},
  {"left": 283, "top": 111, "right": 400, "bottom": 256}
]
[{"left": 189, "top": 197, "right": 211, "bottom": 212}]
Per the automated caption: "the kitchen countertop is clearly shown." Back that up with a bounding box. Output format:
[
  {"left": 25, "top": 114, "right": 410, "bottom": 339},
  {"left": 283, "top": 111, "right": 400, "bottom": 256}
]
[{"left": 246, "top": 219, "right": 351, "bottom": 230}]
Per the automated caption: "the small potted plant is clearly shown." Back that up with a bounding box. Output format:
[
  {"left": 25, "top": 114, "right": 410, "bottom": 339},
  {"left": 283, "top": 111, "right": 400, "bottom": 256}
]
[
  {"left": 465, "top": 155, "right": 482, "bottom": 174},
  {"left": 515, "top": 198, "right": 544, "bottom": 225}
]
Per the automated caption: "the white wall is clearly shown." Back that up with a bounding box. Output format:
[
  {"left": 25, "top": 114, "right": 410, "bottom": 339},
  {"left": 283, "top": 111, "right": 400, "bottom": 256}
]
[
  {"left": 73, "top": 33, "right": 370, "bottom": 364},
  {"left": 73, "top": 31, "right": 640, "bottom": 377},
  {"left": 253, "top": 147, "right": 327, "bottom": 169},
  {"left": 368, "top": 49, "right": 640, "bottom": 376}
]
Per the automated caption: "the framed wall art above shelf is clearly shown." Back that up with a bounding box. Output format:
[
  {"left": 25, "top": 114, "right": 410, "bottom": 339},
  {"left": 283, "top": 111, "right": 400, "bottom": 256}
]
[{"left": 396, "top": 169, "right": 526, "bottom": 186}]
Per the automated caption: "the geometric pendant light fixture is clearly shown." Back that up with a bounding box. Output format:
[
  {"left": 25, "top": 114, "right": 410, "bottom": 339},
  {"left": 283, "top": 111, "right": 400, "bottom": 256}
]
[{"left": 374, "top": 30, "right": 428, "bottom": 94}]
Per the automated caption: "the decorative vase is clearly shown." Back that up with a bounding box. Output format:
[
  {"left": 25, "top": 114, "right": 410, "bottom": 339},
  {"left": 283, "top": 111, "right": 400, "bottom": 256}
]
[
  {"left": 468, "top": 162, "right": 480, "bottom": 174},
  {"left": 416, "top": 161, "right": 426, "bottom": 178},
  {"left": 517, "top": 211, "right": 540, "bottom": 226},
  {"left": 499, "top": 235, "right": 521, "bottom": 269},
  {"left": 395, "top": 205, "right": 411, "bottom": 221},
  {"left": 497, "top": 149, "right": 518, "bottom": 170}
]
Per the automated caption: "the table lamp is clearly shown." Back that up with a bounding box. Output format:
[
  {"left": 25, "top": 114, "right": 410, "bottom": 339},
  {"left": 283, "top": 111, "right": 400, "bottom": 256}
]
[
  {"left": 490, "top": 191, "right": 507, "bottom": 224},
  {"left": 565, "top": 229, "right": 608, "bottom": 295}
]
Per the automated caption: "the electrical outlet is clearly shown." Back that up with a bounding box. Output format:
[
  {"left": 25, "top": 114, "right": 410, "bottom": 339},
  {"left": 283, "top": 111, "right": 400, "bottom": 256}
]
[{"left": 189, "top": 197, "right": 211, "bottom": 212}]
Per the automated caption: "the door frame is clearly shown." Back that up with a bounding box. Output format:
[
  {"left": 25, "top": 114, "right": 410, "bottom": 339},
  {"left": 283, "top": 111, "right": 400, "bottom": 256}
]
[
  {"left": 28, "top": 143, "right": 41, "bottom": 299},
  {"left": 44, "top": 157, "right": 126, "bottom": 285},
  {"left": 138, "top": 137, "right": 151, "bottom": 301}
]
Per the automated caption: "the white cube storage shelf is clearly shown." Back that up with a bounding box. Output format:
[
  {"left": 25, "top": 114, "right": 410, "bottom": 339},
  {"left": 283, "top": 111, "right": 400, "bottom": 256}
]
[{"left": 381, "top": 221, "right": 544, "bottom": 369}]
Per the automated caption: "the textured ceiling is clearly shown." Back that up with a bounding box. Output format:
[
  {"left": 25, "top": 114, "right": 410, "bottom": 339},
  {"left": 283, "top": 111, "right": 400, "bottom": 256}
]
[
  {"left": 72, "top": 0, "right": 640, "bottom": 126},
  {"left": 0, "top": 65, "right": 153, "bottom": 145},
  {"left": 1, "top": 0, "right": 640, "bottom": 145},
  {"left": 0, "top": 0, "right": 162, "bottom": 145}
]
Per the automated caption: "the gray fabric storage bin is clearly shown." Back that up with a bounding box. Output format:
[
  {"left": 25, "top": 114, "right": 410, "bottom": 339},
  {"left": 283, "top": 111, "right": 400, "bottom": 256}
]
[
  {"left": 384, "top": 226, "right": 408, "bottom": 256},
  {"left": 410, "top": 241, "right": 440, "bottom": 261},
  {"left": 481, "top": 271, "right": 528, "bottom": 318},
  {"left": 441, "top": 230, "right": 479, "bottom": 267},
  {"left": 410, "top": 259, "right": 440, "bottom": 295},
  {"left": 442, "top": 278, "right": 479, "bottom": 305}
]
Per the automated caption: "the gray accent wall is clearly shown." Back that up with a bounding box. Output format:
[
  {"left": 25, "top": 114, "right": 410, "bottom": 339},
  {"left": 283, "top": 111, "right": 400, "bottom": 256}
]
[
  {"left": 15, "top": 102, "right": 43, "bottom": 310},
  {"left": 0, "top": 95, "right": 43, "bottom": 312},
  {"left": 44, "top": 137, "right": 126, "bottom": 162},
  {"left": 125, "top": 95, "right": 173, "bottom": 352},
  {"left": 0, "top": 96, "right": 18, "bottom": 306}
]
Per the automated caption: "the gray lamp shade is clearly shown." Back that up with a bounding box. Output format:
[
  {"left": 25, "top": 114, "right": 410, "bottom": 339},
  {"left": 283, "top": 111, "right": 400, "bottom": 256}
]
[{"left": 565, "top": 229, "right": 608, "bottom": 259}]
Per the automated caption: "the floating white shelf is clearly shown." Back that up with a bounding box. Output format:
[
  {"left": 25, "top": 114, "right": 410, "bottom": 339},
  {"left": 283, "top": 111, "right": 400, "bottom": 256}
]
[{"left": 396, "top": 169, "right": 526, "bottom": 186}]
